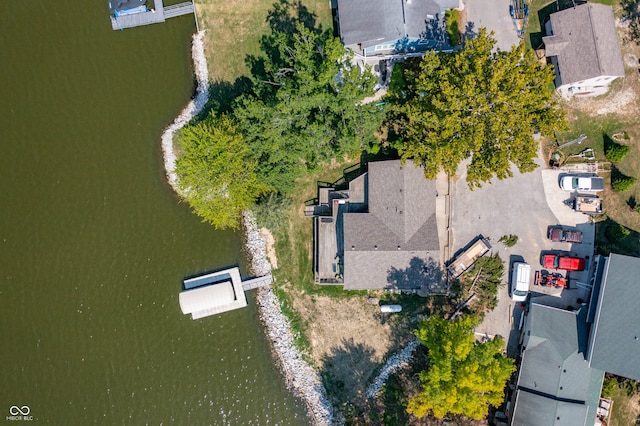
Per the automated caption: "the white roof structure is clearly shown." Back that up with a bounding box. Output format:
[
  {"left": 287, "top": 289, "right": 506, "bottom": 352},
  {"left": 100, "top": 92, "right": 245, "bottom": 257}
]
[{"left": 179, "top": 267, "right": 247, "bottom": 319}]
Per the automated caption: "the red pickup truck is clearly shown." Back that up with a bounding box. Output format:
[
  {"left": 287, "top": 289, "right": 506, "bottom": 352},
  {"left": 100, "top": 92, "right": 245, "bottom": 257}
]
[{"left": 542, "top": 254, "right": 585, "bottom": 271}]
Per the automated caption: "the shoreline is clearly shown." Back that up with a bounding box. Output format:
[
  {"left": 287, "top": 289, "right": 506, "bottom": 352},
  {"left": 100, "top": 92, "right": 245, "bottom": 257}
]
[
  {"left": 161, "top": 30, "right": 335, "bottom": 426},
  {"left": 161, "top": 30, "right": 209, "bottom": 194}
]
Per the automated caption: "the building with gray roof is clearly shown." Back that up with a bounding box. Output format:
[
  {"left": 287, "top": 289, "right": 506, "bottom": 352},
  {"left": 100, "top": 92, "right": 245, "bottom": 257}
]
[
  {"left": 508, "top": 304, "right": 604, "bottom": 425},
  {"left": 308, "top": 160, "right": 443, "bottom": 291},
  {"left": 586, "top": 253, "right": 640, "bottom": 381},
  {"left": 336, "top": 0, "right": 460, "bottom": 56},
  {"left": 543, "top": 3, "right": 624, "bottom": 98}
]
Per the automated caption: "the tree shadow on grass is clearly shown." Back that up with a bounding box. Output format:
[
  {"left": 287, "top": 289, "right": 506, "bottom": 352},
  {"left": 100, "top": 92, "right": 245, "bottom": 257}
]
[
  {"left": 596, "top": 218, "right": 640, "bottom": 257},
  {"left": 529, "top": 2, "right": 559, "bottom": 49},
  {"left": 320, "top": 338, "right": 379, "bottom": 413},
  {"left": 196, "top": 78, "right": 253, "bottom": 120}
]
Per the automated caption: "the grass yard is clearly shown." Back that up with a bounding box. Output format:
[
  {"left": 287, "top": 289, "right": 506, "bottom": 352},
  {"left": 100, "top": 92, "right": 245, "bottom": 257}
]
[
  {"left": 606, "top": 384, "right": 640, "bottom": 426},
  {"left": 552, "top": 111, "right": 640, "bottom": 248},
  {"left": 272, "top": 159, "right": 360, "bottom": 298},
  {"left": 195, "top": 0, "right": 332, "bottom": 81}
]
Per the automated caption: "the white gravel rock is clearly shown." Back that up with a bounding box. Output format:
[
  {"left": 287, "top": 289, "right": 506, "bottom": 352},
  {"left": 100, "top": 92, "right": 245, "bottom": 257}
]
[
  {"left": 161, "top": 30, "right": 209, "bottom": 194},
  {"left": 366, "top": 340, "right": 419, "bottom": 398}
]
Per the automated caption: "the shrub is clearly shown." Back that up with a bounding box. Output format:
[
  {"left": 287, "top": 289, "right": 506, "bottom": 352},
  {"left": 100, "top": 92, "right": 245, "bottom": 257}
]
[
  {"left": 601, "top": 377, "right": 618, "bottom": 398},
  {"left": 498, "top": 234, "right": 519, "bottom": 247},
  {"left": 605, "top": 141, "right": 630, "bottom": 162},
  {"left": 606, "top": 223, "right": 631, "bottom": 241},
  {"left": 445, "top": 10, "right": 461, "bottom": 45},
  {"left": 252, "top": 192, "right": 291, "bottom": 233},
  {"left": 612, "top": 174, "right": 636, "bottom": 192}
]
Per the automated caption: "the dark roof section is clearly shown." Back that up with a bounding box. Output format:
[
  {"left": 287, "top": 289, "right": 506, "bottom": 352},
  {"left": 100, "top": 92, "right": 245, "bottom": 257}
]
[
  {"left": 512, "top": 304, "right": 604, "bottom": 426},
  {"left": 109, "top": 0, "right": 145, "bottom": 14},
  {"left": 342, "top": 160, "right": 441, "bottom": 290},
  {"left": 588, "top": 254, "right": 640, "bottom": 380},
  {"left": 543, "top": 3, "right": 624, "bottom": 86},
  {"left": 337, "top": 0, "right": 458, "bottom": 48}
]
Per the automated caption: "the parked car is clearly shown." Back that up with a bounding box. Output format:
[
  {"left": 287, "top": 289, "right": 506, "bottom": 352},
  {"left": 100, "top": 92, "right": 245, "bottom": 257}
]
[
  {"left": 560, "top": 175, "right": 604, "bottom": 192},
  {"left": 511, "top": 262, "right": 531, "bottom": 302},
  {"left": 542, "top": 254, "right": 585, "bottom": 271},
  {"left": 548, "top": 226, "right": 583, "bottom": 243}
]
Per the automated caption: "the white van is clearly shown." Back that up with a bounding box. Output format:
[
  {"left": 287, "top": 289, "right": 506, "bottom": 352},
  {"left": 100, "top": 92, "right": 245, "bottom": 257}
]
[{"left": 511, "top": 262, "right": 531, "bottom": 302}]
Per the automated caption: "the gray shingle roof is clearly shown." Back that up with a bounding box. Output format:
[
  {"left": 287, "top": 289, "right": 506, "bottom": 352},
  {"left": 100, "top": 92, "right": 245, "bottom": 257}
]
[
  {"left": 512, "top": 304, "right": 604, "bottom": 426},
  {"left": 588, "top": 254, "right": 640, "bottom": 380},
  {"left": 109, "top": 0, "right": 145, "bottom": 14},
  {"left": 337, "top": 0, "right": 458, "bottom": 48},
  {"left": 543, "top": 3, "right": 624, "bottom": 86},
  {"left": 342, "top": 160, "right": 440, "bottom": 290}
]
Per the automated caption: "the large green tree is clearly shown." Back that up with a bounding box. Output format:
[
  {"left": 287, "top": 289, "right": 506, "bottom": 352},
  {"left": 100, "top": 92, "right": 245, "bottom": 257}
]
[
  {"left": 407, "top": 315, "right": 515, "bottom": 420},
  {"left": 235, "top": 2, "right": 384, "bottom": 193},
  {"left": 175, "top": 114, "right": 266, "bottom": 229},
  {"left": 395, "top": 29, "right": 566, "bottom": 188}
]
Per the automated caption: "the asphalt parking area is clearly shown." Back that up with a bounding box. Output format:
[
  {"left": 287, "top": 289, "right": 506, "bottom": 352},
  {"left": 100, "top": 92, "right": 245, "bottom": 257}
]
[
  {"left": 464, "top": 0, "right": 521, "bottom": 52},
  {"left": 450, "top": 157, "right": 596, "bottom": 356}
]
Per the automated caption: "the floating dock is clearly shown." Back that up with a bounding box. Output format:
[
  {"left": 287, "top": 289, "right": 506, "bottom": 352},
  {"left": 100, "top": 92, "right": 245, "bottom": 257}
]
[
  {"left": 179, "top": 267, "right": 272, "bottom": 319},
  {"left": 110, "top": 0, "right": 195, "bottom": 30}
]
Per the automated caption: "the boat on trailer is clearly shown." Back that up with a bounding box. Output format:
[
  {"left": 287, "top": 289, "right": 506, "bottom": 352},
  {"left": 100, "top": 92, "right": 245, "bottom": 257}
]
[{"left": 510, "top": 0, "right": 529, "bottom": 39}]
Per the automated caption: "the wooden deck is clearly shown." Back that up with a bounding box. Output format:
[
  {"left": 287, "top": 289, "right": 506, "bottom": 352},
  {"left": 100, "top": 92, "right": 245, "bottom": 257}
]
[{"left": 111, "top": 0, "right": 194, "bottom": 30}]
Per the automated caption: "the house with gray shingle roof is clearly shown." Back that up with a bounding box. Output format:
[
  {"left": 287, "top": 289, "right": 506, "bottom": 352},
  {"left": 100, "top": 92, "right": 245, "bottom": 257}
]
[
  {"left": 543, "top": 3, "right": 625, "bottom": 98},
  {"left": 335, "top": 0, "right": 461, "bottom": 57},
  {"left": 307, "top": 160, "right": 444, "bottom": 292},
  {"left": 586, "top": 253, "right": 640, "bottom": 381},
  {"left": 508, "top": 304, "right": 605, "bottom": 426}
]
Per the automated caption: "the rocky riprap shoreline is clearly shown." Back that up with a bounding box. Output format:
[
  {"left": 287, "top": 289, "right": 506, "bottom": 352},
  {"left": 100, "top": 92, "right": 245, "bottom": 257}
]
[
  {"left": 242, "top": 212, "right": 336, "bottom": 425},
  {"left": 161, "top": 33, "right": 336, "bottom": 425},
  {"left": 161, "top": 30, "right": 209, "bottom": 194}
]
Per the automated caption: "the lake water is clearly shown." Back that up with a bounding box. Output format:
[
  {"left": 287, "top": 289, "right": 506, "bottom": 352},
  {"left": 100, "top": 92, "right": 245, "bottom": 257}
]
[{"left": 0, "top": 1, "right": 307, "bottom": 423}]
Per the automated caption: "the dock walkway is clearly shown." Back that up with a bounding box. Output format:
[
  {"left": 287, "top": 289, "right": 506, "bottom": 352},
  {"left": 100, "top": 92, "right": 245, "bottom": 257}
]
[
  {"left": 242, "top": 274, "right": 273, "bottom": 291},
  {"left": 111, "top": 0, "right": 194, "bottom": 30}
]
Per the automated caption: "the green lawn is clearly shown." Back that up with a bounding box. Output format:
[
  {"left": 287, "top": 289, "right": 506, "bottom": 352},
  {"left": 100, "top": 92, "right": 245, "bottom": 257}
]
[
  {"left": 195, "top": 0, "right": 332, "bottom": 81},
  {"left": 606, "top": 383, "right": 640, "bottom": 425},
  {"left": 552, "top": 111, "right": 640, "bottom": 249}
]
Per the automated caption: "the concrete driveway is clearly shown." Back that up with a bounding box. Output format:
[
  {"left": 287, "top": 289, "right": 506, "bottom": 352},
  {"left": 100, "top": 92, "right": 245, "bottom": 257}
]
[
  {"left": 464, "top": 0, "right": 521, "bottom": 52},
  {"left": 450, "top": 156, "right": 596, "bottom": 356}
]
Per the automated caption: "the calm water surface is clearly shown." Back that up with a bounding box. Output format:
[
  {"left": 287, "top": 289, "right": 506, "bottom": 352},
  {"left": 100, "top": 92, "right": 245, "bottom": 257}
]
[{"left": 0, "top": 1, "right": 307, "bottom": 423}]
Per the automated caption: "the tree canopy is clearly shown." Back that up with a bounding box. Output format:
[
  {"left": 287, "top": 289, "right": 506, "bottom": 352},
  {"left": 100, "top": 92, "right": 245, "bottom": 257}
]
[
  {"left": 235, "top": 1, "right": 384, "bottom": 193},
  {"left": 407, "top": 315, "right": 515, "bottom": 420},
  {"left": 458, "top": 253, "right": 505, "bottom": 313},
  {"left": 392, "top": 29, "right": 566, "bottom": 188},
  {"left": 174, "top": 1, "right": 385, "bottom": 226},
  {"left": 175, "top": 114, "right": 266, "bottom": 229}
]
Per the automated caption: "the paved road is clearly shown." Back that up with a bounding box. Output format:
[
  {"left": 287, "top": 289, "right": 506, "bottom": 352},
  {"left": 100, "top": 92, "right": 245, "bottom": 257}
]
[
  {"left": 450, "top": 156, "right": 596, "bottom": 356},
  {"left": 464, "top": 0, "right": 521, "bottom": 51}
]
